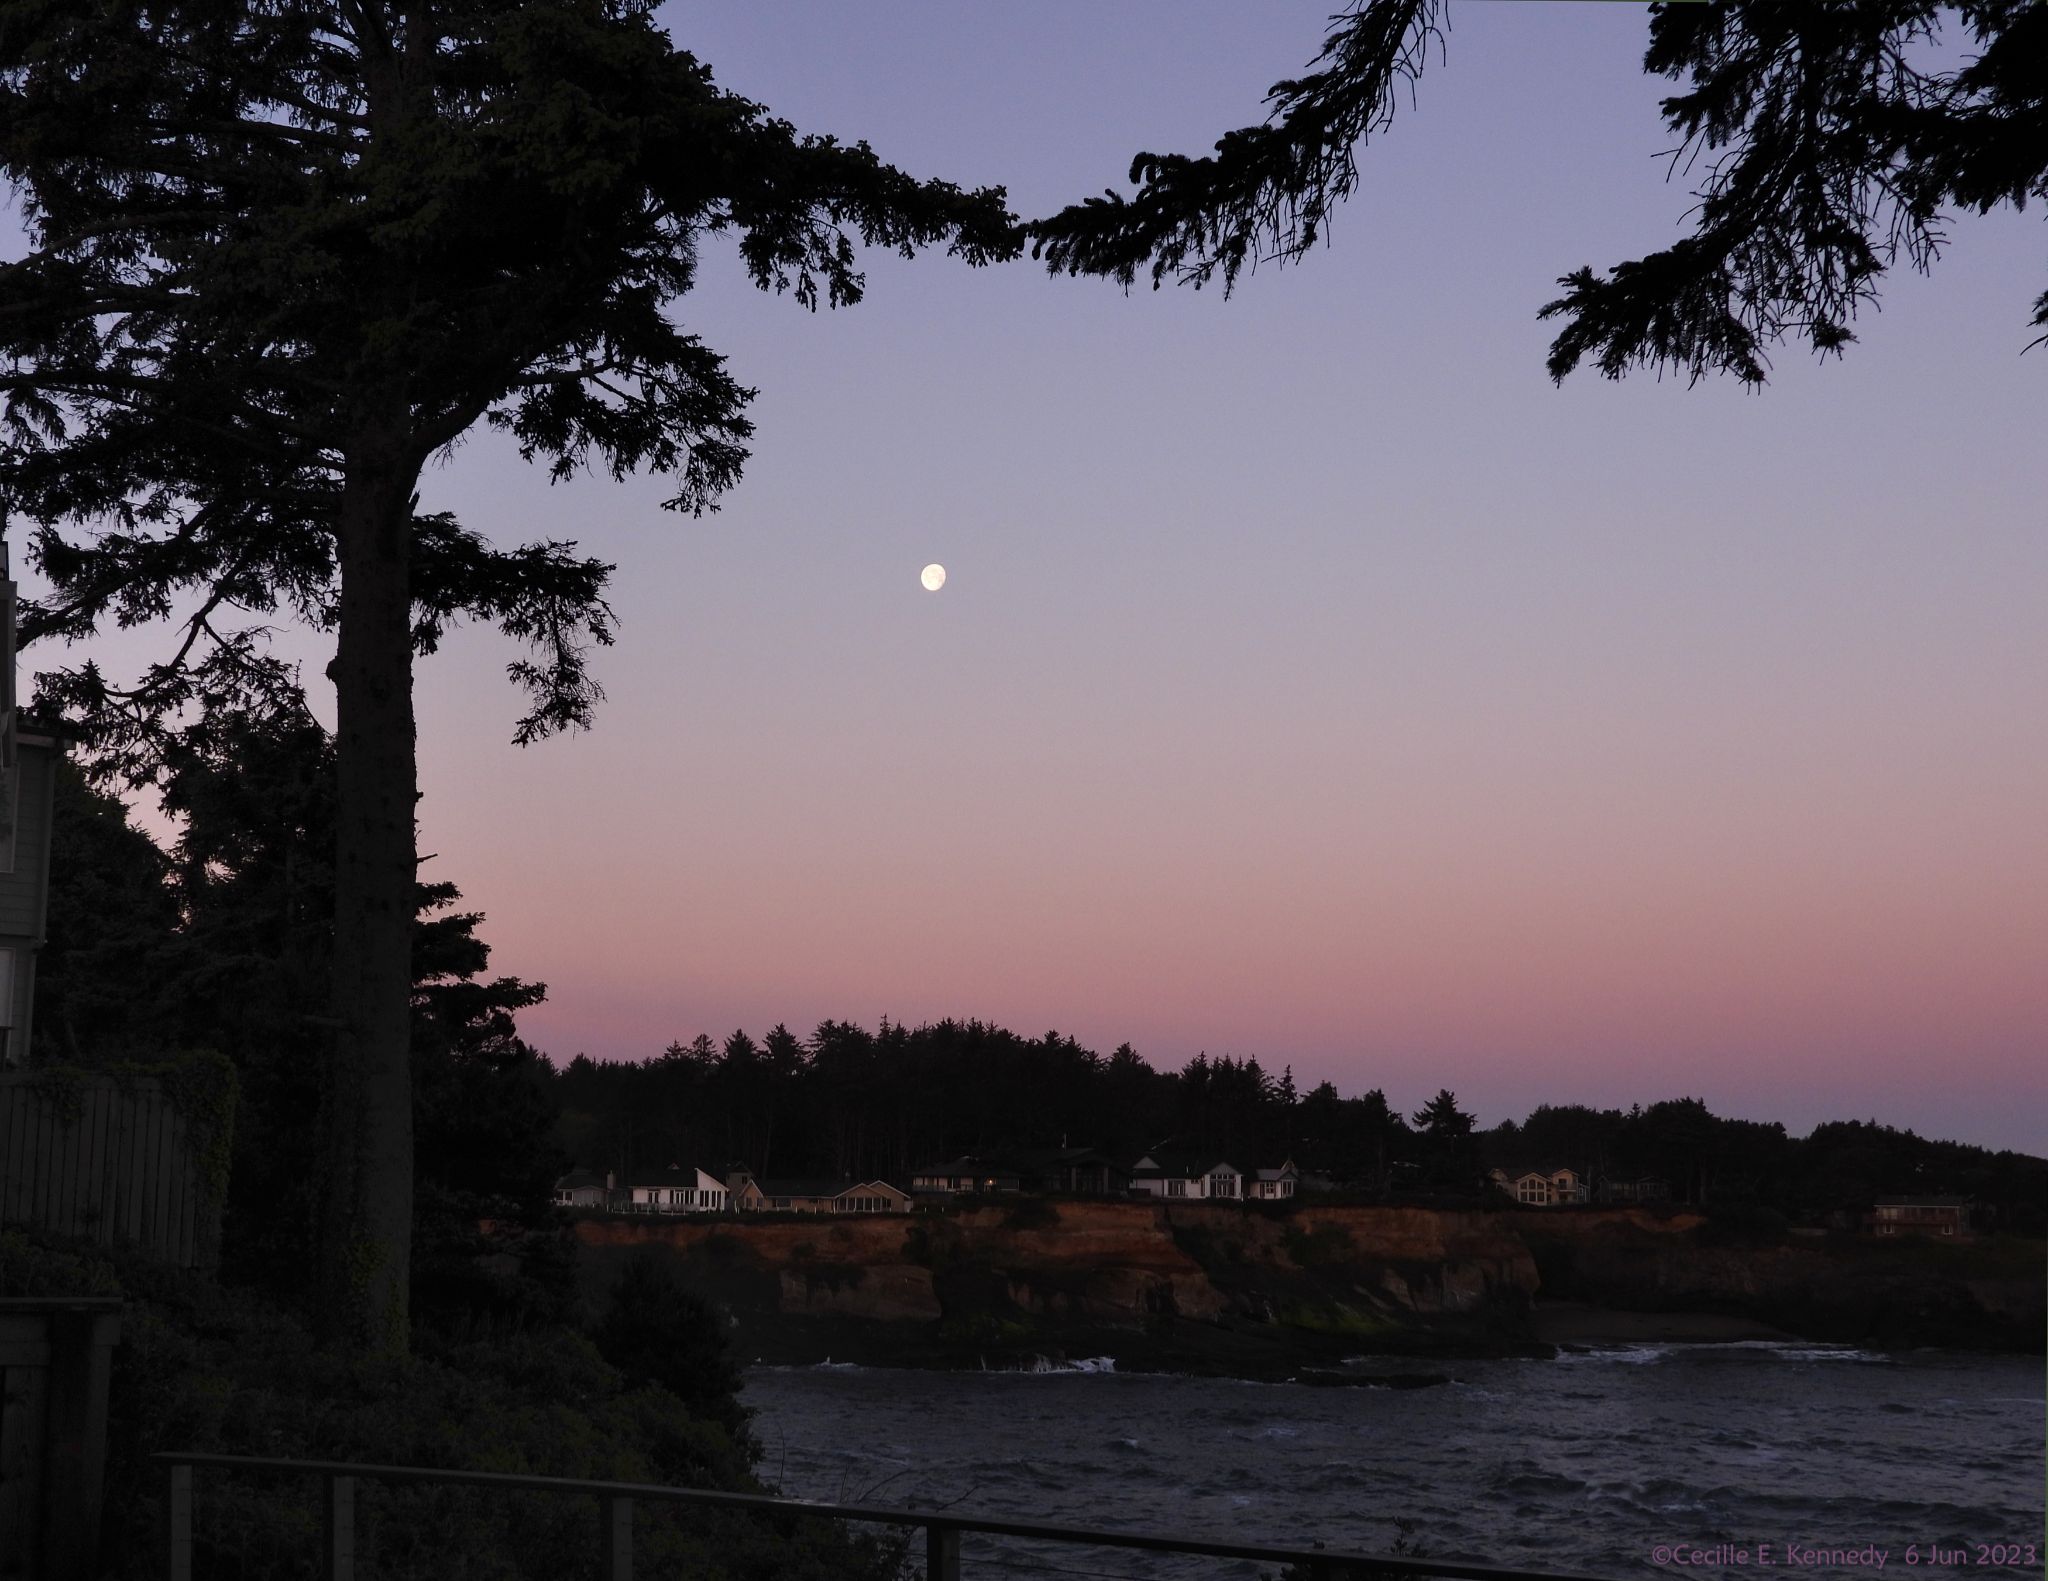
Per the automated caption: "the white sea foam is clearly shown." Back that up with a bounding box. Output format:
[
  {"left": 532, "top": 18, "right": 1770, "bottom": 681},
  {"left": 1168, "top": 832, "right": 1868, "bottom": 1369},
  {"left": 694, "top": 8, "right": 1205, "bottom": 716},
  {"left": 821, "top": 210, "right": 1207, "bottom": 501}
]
[{"left": 1016, "top": 1353, "right": 1118, "bottom": 1374}]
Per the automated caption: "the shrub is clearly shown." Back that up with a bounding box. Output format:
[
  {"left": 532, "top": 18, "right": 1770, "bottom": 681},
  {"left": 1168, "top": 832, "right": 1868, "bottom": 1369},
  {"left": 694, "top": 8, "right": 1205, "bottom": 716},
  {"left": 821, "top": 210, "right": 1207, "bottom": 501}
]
[
  {"left": 591, "top": 1252, "right": 751, "bottom": 1442},
  {"left": 1, "top": 1230, "right": 896, "bottom": 1581}
]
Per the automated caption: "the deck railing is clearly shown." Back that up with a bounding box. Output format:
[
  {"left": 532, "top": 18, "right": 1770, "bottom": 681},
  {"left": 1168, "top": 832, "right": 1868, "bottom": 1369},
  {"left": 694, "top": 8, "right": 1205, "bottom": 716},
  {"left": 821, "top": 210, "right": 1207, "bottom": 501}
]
[{"left": 155, "top": 1451, "right": 1613, "bottom": 1581}]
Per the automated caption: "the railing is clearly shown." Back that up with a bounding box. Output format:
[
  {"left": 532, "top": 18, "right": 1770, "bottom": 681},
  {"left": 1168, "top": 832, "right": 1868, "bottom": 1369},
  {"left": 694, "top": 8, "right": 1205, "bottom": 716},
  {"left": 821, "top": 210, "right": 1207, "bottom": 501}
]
[{"left": 156, "top": 1451, "right": 1613, "bottom": 1581}]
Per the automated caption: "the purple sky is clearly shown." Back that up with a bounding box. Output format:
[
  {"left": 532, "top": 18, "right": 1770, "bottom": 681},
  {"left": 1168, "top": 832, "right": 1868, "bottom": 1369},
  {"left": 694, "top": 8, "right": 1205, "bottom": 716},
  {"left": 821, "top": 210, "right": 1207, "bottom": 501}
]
[{"left": 21, "top": 4, "right": 2048, "bottom": 1150}]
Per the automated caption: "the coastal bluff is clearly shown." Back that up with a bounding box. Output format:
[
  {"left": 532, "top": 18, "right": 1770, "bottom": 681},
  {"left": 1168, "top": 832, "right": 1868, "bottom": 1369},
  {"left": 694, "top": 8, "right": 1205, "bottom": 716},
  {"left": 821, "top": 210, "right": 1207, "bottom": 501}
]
[{"left": 570, "top": 1201, "right": 2042, "bottom": 1372}]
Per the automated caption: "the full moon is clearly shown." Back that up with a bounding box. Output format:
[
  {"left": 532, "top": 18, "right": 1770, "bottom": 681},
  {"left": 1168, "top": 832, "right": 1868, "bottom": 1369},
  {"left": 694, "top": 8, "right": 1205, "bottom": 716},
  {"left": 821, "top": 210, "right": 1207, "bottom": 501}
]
[{"left": 920, "top": 563, "right": 946, "bottom": 592}]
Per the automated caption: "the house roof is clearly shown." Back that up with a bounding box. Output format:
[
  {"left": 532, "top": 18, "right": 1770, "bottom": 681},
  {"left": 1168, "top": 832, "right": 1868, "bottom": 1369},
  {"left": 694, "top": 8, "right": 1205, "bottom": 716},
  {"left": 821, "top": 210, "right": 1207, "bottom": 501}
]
[
  {"left": 761, "top": 1171, "right": 897, "bottom": 1195},
  {"left": 631, "top": 1165, "right": 722, "bottom": 1191},
  {"left": 1000, "top": 1146, "right": 1124, "bottom": 1172},
  {"left": 1131, "top": 1152, "right": 1240, "bottom": 1179},
  {"left": 1488, "top": 1162, "right": 1583, "bottom": 1181},
  {"left": 554, "top": 1168, "right": 606, "bottom": 1191}
]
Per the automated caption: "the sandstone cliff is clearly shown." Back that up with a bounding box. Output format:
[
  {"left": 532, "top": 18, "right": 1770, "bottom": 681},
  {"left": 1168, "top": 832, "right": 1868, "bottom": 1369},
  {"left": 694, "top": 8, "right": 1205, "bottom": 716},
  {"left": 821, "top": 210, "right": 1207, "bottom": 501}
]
[{"left": 570, "top": 1201, "right": 2040, "bottom": 1371}]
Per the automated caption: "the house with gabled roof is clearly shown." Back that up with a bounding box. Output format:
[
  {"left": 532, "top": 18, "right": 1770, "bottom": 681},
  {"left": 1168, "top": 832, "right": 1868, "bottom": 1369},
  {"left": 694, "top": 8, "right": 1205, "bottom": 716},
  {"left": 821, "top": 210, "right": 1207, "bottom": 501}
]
[
  {"left": 626, "top": 1165, "right": 731, "bottom": 1214},
  {"left": 727, "top": 1169, "right": 912, "bottom": 1214},
  {"left": 551, "top": 1168, "right": 612, "bottom": 1209},
  {"left": 1487, "top": 1162, "right": 1589, "bottom": 1206},
  {"left": 909, "top": 1156, "right": 1024, "bottom": 1196},
  {"left": 1000, "top": 1146, "right": 1132, "bottom": 1196},
  {"left": 1127, "top": 1150, "right": 1244, "bottom": 1201},
  {"left": 1867, "top": 1196, "right": 1972, "bottom": 1239}
]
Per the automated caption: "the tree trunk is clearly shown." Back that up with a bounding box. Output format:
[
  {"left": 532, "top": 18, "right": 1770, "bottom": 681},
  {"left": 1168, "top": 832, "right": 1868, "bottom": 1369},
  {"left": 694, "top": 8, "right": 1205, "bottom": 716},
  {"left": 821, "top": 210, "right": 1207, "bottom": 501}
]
[{"left": 320, "top": 439, "right": 419, "bottom": 1355}]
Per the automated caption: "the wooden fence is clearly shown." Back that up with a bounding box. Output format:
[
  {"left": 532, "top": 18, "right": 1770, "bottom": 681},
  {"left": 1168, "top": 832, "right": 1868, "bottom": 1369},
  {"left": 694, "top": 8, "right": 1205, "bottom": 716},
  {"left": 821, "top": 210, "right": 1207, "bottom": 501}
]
[{"left": 0, "top": 1073, "right": 219, "bottom": 1269}]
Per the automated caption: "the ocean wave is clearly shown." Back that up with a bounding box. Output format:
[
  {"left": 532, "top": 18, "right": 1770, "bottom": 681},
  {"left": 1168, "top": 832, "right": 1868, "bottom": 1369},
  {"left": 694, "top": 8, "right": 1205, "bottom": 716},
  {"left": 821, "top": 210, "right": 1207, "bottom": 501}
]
[
  {"left": 1556, "top": 1339, "right": 1891, "bottom": 1366},
  {"left": 1555, "top": 1343, "right": 1674, "bottom": 1364}
]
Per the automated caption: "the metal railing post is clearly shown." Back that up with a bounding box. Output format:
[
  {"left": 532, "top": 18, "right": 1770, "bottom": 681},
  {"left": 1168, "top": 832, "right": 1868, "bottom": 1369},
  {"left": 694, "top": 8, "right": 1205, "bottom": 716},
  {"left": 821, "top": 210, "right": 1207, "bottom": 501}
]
[
  {"left": 601, "top": 1494, "right": 634, "bottom": 1581},
  {"left": 324, "top": 1473, "right": 356, "bottom": 1581},
  {"left": 164, "top": 1462, "right": 193, "bottom": 1581},
  {"left": 926, "top": 1520, "right": 961, "bottom": 1581}
]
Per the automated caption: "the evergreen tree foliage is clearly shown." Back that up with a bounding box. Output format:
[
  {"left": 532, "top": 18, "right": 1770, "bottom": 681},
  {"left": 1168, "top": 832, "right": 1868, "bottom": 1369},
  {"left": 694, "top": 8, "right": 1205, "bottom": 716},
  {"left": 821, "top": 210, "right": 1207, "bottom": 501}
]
[
  {"left": 592, "top": 1252, "right": 750, "bottom": 1442},
  {"left": 1031, "top": 1, "right": 2046, "bottom": 384},
  {"left": 34, "top": 697, "right": 568, "bottom": 1325},
  {"left": 1, "top": 0, "right": 1019, "bottom": 1351},
  {"left": 30, "top": 764, "right": 180, "bottom": 1062},
  {"left": 552, "top": 1024, "right": 2045, "bottom": 1228}
]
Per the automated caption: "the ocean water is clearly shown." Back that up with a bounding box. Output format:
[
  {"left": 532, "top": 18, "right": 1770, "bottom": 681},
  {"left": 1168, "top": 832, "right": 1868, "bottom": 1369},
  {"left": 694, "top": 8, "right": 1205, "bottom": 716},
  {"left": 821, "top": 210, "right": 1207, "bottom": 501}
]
[{"left": 741, "top": 1344, "right": 2046, "bottom": 1580}]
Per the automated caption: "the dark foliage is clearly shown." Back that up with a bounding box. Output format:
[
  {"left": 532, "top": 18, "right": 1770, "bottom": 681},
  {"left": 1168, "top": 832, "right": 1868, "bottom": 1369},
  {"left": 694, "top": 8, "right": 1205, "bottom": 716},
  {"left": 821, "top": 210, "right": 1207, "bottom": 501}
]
[
  {"left": 1, "top": 0, "right": 1023, "bottom": 756},
  {"left": 592, "top": 1252, "right": 751, "bottom": 1442},
  {"left": 31, "top": 697, "right": 572, "bottom": 1324},
  {"left": 29, "top": 762, "right": 180, "bottom": 1062},
  {"left": 0, "top": 1229, "right": 894, "bottom": 1581},
  {"left": 1032, "top": 0, "right": 2046, "bottom": 384}
]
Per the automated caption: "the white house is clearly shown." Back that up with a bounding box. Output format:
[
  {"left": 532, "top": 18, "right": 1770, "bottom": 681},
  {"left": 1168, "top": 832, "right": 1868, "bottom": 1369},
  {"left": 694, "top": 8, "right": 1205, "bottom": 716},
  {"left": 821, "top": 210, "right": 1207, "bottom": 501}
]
[
  {"left": 1128, "top": 1152, "right": 1244, "bottom": 1201},
  {"left": 1246, "top": 1161, "right": 1299, "bottom": 1201},
  {"left": 627, "top": 1165, "right": 731, "bottom": 1214},
  {"left": 1488, "top": 1164, "right": 1588, "bottom": 1206}
]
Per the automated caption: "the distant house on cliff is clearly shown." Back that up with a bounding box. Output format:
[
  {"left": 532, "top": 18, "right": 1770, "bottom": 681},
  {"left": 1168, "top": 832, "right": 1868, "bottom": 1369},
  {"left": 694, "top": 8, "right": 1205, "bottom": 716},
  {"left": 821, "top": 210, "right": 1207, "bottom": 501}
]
[
  {"left": 1246, "top": 1161, "right": 1300, "bottom": 1201},
  {"left": 1867, "top": 1196, "right": 1972, "bottom": 1239},
  {"left": 1488, "top": 1164, "right": 1589, "bottom": 1206},
  {"left": 1597, "top": 1176, "right": 1670, "bottom": 1205},
  {"left": 627, "top": 1165, "right": 730, "bottom": 1214},
  {"left": 729, "top": 1170, "right": 912, "bottom": 1214},
  {"left": 1003, "top": 1147, "right": 1132, "bottom": 1196},
  {"left": 1128, "top": 1152, "right": 1244, "bottom": 1201},
  {"left": 829, "top": 1181, "right": 912, "bottom": 1214},
  {"left": 910, "top": 1156, "right": 1024, "bottom": 1196},
  {"left": 551, "top": 1169, "right": 612, "bottom": 1209}
]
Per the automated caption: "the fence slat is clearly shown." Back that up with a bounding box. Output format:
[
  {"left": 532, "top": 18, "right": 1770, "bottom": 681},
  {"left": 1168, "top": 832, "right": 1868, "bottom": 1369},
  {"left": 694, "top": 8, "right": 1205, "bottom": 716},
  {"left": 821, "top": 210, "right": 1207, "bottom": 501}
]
[
  {"left": 325, "top": 1473, "right": 356, "bottom": 1581},
  {"left": 601, "top": 1494, "right": 633, "bottom": 1581},
  {"left": 926, "top": 1522, "right": 962, "bottom": 1581},
  {"left": 165, "top": 1462, "right": 193, "bottom": 1581}
]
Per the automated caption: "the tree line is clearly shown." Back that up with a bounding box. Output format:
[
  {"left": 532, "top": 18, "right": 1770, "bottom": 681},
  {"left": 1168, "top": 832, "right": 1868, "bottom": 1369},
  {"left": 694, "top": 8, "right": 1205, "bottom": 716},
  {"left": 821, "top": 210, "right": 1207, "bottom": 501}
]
[{"left": 555, "top": 1024, "right": 2047, "bottom": 1233}]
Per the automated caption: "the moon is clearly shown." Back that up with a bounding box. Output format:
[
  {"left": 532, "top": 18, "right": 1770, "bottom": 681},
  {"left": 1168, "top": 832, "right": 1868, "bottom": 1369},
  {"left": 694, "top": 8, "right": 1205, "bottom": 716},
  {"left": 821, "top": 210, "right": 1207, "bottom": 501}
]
[{"left": 920, "top": 563, "right": 946, "bottom": 592}]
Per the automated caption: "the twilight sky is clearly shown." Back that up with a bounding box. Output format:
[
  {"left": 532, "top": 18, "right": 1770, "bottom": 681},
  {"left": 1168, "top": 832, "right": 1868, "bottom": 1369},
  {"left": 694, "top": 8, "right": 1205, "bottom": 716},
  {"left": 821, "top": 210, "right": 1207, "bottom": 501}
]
[{"left": 25, "top": 4, "right": 2048, "bottom": 1151}]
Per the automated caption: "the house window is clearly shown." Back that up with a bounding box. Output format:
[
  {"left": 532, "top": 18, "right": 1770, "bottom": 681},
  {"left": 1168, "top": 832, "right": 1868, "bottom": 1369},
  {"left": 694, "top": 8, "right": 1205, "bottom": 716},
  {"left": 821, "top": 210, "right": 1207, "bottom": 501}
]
[{"left": 1167, "top": 1180, "right": 1186, "bottom": 1197}]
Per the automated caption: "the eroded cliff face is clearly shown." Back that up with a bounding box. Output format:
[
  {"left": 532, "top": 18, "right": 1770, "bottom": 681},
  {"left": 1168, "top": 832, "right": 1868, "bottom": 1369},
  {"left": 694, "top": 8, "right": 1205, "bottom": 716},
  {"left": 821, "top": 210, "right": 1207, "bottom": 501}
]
[
  {"left": 571, "top": 1200, "right": 2042, "bottom": 1367},
  {"left": 574, "top": 1201, "right": 1546, "bottom": 1368},
  {"left": 1515, "top": 1214, "right": 2045, "bottom": 1351}
]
